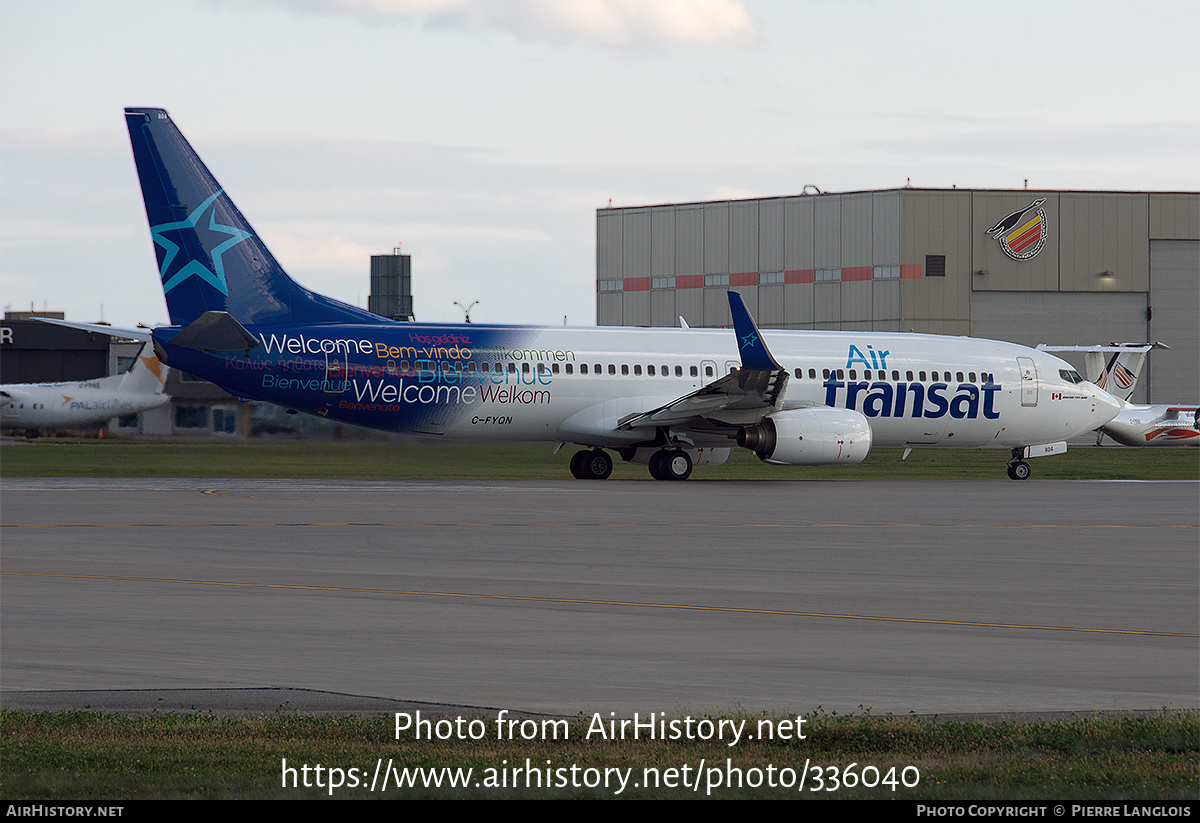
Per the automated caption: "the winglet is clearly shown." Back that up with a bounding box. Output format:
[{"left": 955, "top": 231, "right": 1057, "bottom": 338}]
[{"left": 727, "top": 291, "right": 782, "bottom": 371}]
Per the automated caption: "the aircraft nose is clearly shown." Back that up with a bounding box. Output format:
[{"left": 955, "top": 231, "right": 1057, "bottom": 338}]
[{"left": 1091, "top": 385, "right": 1122, "bottom": 426}]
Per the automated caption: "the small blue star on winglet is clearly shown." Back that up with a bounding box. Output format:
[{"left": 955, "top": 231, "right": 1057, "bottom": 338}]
[
  {"left": 151, "top": 190, "right": 250, "bottom": 296},
  {"left": 740, "top": 332, "right": 759, "bottom": 350}
]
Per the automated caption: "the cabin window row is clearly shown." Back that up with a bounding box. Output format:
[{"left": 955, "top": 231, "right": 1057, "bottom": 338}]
[
  {"left": 800, "top": 368, "right": 996, "bottom": 383},
  {"left": 390, "top": 360, "right": 707, "bottom": 378},
  {"left": 382, "top": 360, "right": 996, "bottom": 385}
]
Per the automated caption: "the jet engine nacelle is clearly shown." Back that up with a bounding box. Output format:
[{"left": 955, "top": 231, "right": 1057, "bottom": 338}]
[{"left": 737, "top": 407, "right": 872, "bottom": 465}]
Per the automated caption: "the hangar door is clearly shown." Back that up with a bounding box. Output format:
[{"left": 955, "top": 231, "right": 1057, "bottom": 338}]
[{"left": 1149, "top": 240, "right": 1199, "bottom": 403}]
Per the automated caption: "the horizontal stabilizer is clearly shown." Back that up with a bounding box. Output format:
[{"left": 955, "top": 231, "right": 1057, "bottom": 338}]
[
  {"left": 33, "top": 318, "right": 152, "bottom": 342},
  {"left": 1038, "top": 342, "right": 1166, "bottom": 402}
]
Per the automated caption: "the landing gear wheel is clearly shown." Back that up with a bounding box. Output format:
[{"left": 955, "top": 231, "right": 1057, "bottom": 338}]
[
  {"left": 1007, "top": 460, "right": 1030, "bottom": 480},
  {"left": 572, "top": 449, "right": 612, "bottom": 480},
  {"left": 662, "top": 449, "right": 692, "bottom": 481},
  {"left": 569, "top": 449, "right": 589, "bottom": 479},
  {"left": 649, "top": 449, "right": 692, "bottom": 481},
  {"left": 648, "top": 450, "right": 668, "bottom": 480}
]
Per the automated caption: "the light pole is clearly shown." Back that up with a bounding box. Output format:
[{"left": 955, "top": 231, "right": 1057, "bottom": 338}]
[{"left": 454, "top": 300, "right": 478, "bottom": 323}]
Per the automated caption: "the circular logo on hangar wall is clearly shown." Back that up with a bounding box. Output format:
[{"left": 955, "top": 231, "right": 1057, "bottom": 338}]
[{"left": 986, "top": 198, "right": 1048, "bottom": 260}]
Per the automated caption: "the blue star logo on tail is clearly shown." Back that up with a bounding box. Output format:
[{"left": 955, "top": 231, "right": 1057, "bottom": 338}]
[
  {"left": 150, "top": 190, "right": 250, "bottom": 296},
  {"left": 740, "top": 332, "right": 759, "bottom": 351}
]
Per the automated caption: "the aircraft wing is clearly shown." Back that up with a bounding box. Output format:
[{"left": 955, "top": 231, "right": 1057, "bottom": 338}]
[
  {"left": 617, "top": 366, "right": 788, "bottom": 429},
  {"left": 617, "top": 292, "right": 789, "bottom": 431}
]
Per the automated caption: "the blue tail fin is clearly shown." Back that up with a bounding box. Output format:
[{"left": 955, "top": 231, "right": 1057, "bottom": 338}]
[{"left": 125, "top": 108, "right": 389, "bottom": 328}]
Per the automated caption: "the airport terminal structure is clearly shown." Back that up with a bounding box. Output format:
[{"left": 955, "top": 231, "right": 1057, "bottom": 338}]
[{"left": 596, "top": 188, "right": 1198, "bottom": 404}]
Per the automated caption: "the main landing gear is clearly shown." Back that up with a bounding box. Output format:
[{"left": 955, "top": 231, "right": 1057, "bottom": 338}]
[
  {"left": 569, "top": 448, "right": 613, "bottom": 480},
  {"left": 648, "top": 449, "right": 692, "bottom": 481},
  {"left": 567, "top": 447, "right": 695, "bottom": 480},
  {"left": 1006, "top": 449, "right": 1031, "bottom": 480}
]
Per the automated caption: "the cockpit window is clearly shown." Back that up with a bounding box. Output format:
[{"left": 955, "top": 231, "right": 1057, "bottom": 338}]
[{"left": 1059, "top": 369, "right": 1084, "bottom": 384}]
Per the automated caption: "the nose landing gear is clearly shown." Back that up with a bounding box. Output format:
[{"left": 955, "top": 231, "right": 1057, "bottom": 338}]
[{"left": 1007, "top": 448, "right": 1031, "bottom": 480}]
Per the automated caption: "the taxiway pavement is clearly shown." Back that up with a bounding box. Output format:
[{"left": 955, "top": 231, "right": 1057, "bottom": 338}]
[{"left": 2, "top": 478, "right": 1196, "bottom": 716}]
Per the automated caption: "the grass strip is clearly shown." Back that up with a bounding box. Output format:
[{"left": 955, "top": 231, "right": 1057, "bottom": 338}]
[{"left": 2, "top": 709, "right": 1196, "bottom": 799}]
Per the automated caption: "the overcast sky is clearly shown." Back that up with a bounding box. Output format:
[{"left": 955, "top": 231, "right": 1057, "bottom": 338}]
[{"left": 2, "top": 0, "right": 1197, "bottom": 329}]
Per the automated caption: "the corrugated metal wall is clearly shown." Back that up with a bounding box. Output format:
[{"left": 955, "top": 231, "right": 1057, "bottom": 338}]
[
  {"left": 596, "top": 189, "right": 1197, "bottom": 402},
  {"left": 1149, "top": 239, "right": 1200, "bottom": 401}
]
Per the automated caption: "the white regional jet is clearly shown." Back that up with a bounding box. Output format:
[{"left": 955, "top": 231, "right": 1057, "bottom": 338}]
[
  {"left": 0, "top": 342, "right": 168, "bottom": 438},
  {"left": 51, "top": 108, "right": 1123, "bottom": 479},
  {"left": 1038, "top": 343, "right": 1199, "bottom": 447}
]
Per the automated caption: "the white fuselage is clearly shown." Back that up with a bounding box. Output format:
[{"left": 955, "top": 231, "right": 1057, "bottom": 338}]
[
  {"left": 1101, "top": 404, "right": 1199, "bottom": 446},
  {"left": 1, "top": 375, "right": 168, "bottom": 431},
  {"left": 302, "top": 323, "right": 1120, "bottom": 450}
]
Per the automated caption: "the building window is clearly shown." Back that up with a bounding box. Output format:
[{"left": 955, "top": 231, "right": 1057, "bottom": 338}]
[
  {"left": 651, "top": 277, "right": 675, "bottom": 289},
  {"left": 175, "top": 405, "right": 208, "bottom": 429},
  {"left": 704, "top": 274, "right": 729, "bottom": 287},
  {"left": 761, "top": 271, "right": 784, "bottom": 284},
  {"left": 118, "top": 413, "right": 139, "bottom": 429},
  {"left": 815, "top": 269, "right": 840, "bottom": 282},
  {"left": 873, "top": 266, "right": 900, "bottom": 279},
  {"left": 599, "top": 279, "right": 623, "bottom": 292},
  {"left": 212, "top": 408, "right": 237, "bottom": 433},
  {"left": 925, "top": 255, "right": 946, "bottom": 277}
]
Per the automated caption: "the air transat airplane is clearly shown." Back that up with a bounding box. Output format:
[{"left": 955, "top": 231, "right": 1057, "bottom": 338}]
[
  {"left": 60, "top": 108, "right": 1122, "bottom": 479},
  {"left": 0, "top": 342, "right": 168, "bottom": 437}
]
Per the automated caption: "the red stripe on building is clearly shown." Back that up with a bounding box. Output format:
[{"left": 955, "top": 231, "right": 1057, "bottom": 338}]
[
  {"left": 623, "top": 277, "right": 651, "bottom": 292},
  {"left": 675, "top": 274, "right": 705, "bottom": 289},
  {"left": 784, "top": 269, "right": 814, "bottom": 284},
  {"left": 730, "top": 272, "right": 759, "bottom": 286},
  {"left": 900, "top": 264, "right": 922, "bottom": 279},
  {"left": 841, "top": 266, "right": 872, "bottom": 282}
]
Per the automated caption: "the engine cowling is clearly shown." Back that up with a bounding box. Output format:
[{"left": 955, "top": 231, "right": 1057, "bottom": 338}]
[{"left": 737, "top": 408, "right": 872, "bottom": 465}]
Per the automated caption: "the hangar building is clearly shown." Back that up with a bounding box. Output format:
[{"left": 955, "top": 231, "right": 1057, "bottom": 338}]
[{"left": 596, "top": 188, "right": 1198, "bottom": 404}]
